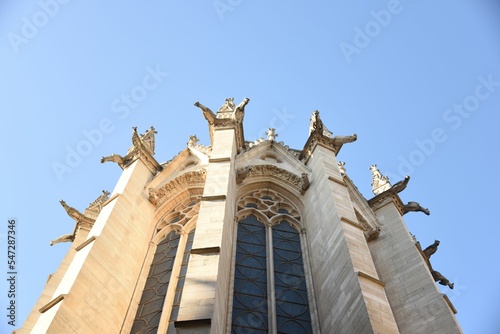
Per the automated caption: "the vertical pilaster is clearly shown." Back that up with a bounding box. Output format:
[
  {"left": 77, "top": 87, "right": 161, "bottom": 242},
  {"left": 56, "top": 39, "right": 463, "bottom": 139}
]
[
  {"left": 30, "top": 159, "right": 156, "bottom": 333},
  {"left": 369, "top": 201, "right": 463, "bottom": 334},
  {"left": 176, "top": 128, "right": 238, "bottom": 333},
  {"left": 303, "top": 144, "right": 399, "bottom": 333},
  {"left": 17, "top": 226, "right": 91, "bottom": 333}
]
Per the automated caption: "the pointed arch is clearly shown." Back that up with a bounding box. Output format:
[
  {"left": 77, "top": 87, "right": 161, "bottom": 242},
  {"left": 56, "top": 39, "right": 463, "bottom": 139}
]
[{"left": 230, "top": 188, "right": 315, "bottom": 333}]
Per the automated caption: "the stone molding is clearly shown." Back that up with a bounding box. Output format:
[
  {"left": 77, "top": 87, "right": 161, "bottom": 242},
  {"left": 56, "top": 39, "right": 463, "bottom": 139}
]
[
  {"left": 75, "top": 236, "right": 97, "bottom": 252},
  {"left": 236, "top": 164, "right": 307, "bottom": 195},
  {"left": 39, "top": 294, "right": 66, "bottom": 313},
  {"left": 357, "top": 271, "right": 385, "bottom": 287},
  {"left": 149, "top": 169, "right": 207, "bottom": 207}
]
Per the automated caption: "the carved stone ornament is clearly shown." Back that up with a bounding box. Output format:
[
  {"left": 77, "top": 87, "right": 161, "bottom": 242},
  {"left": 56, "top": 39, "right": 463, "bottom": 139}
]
[
  {"left": 235, "top": 164, "right": 309, "bottom": 194},
  {"left": 300, "top": 110, "right": 357, "bottom": 162},
  {"left": 403, "top": 201, "right": 430, "bottom": 216},
  {"left": 368, "top": 174, "right": 410, "bottom": 214},
  {"left": 309, "top": 110, "right": 333, "bottom": 138},
  {"left": 354, "top": 210, "right": 381, "bottom": 241},
  {"left": 431, "top": 270, "right": 454, "bottom": 289},
  {"left": 149, "top": 169, "right": 207, "bottom": 206},
  {"left": 101, "top": 127, "right": 162, "bottom": 174},
  {"left": 194, "top": 98, "right": 250, "bottom": 149},
  {"left": 187, "top": 134, "right": 212, "bottom": 155},
  {"left": 338, "top": 161, "right": 346, "bottom": 175},
  {"left": 50, "top": 199, "right": 97, "bottom": 246},
  {"left": 423, "top": 240, "right": 440, "bottom": 259},
  {"left": 266, "top": 128, "right": 278, "bottom": 141},
  {"left": 84, "top": 190, "right": 110, "bottom": 219},
  {"left": 370, "top": 164, "right": 391, "bottom": 195},
  {"left": 368, "top": 193, "right": 405, "bottom": 215}
]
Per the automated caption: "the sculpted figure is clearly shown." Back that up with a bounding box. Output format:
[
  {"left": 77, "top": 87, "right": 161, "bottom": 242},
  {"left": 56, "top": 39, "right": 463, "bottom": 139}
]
[
  {"left": 332, "top": 134, "right": 357, "bottom": 144},
  {"left": 338, "top": 161, "right": 346, "bottom": 175},
  {"left": 50, "top": 234, "right": 75, "bottom": 246},
  {"left": 60, "top": 200, "right": 84, "bottom": 221},
  {"left": 194, "top": 101, "right": 216, "bottom": 124},
  {"left": 423, "top": 240, "right": 440, "bottom": 259},
  {"left": 187, "top": 135, "right": 199, "bottom": 147},
  {"left": 310, "top": 110, "right": 324, "bottom": 135},
  {"left": 236, "top": 166, "right": 252, "bottom": 184},
  {"left": 431, "top": 270, "right": 454, "bottom": 289},
  {"left": 391, "top": 176, "right": 410, "bottom": 193},
  {"left": 266, "top": 128, "right": 277, "bottom": 141},
  {"left": 301, "top": 173, "right": 310, "bottom": 194},
  {"left": 403, "top": 201, "right": 430, "bottom": 215},
  {"left": 101, "top": 153, "right": 125, "bottom": 165},
  {"left": 131, "top": 127, "right": 142, "bottom": 149},
  {"left": 233, "top": 97, "right": 250, "bottom": 123},
  {"left": 366, "top": 227, "right": 381, "bottom": 241}
]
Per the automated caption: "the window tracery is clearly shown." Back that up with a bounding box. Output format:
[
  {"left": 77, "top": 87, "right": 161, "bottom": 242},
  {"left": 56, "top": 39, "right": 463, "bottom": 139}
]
[
  {"left": 131, "top": 196, "right": 200, "bottom": 334},
  {"left": 231, "top": 190, "right": 313, "bottom": 333}
]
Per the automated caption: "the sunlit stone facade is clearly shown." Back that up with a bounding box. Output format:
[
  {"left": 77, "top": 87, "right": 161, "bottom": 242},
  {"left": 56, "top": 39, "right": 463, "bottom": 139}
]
[{"left": 17, "top": 98, "right": 462, "bottom": 333}]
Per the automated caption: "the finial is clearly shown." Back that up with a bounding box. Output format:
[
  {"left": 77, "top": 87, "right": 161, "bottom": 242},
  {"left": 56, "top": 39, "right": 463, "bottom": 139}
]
[
  {"left": 370, "top": 164, "right": 391, "bottom": 195},
  {"left": 188, "top": 135, "right": 199, "bottom": 147},
  {"left": 266, "top": 128, "right": 278, "bottom": 141},
  {"left": 338, "top": 161, "right": 346, "bottom": 175}
]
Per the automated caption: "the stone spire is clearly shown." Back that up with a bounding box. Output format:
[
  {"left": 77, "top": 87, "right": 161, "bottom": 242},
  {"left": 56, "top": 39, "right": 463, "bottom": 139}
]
[{"left": 370, "top": 164, "right": 391, "bottom": 195}]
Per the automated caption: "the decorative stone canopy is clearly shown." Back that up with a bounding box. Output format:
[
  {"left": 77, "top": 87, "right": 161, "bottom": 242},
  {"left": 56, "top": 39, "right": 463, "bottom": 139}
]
[
  {"left": 50, "top": 190, "right": 110, "bottom": 246},
  {"left": 101, "top": 126, "right": 162, "bottom": 174},
  {"left": 299, "top": 110, "right": 357, "bottom": 162},
  {"left": 194, "top": 97, "right": 250, "bottom": 150}
]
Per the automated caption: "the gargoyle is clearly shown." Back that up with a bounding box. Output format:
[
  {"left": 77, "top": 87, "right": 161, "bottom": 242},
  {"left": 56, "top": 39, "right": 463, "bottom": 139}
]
[
  {"left": 194, "top": 101, "right": 216, "bottom": 124},
  {"left": 50, "top": 233, "right": 75, "bottom": 246},
  {"left": 101, "top": 154, "right": 125, "bottom": 165},
  {"left": 423, "top": 240, "right": 440, "bottom": 259},
  {"left": 233, "top": 97, "right": 250, "bottom": 123},
  {"left": 332, "top": 134, "right": 357, "bottom": 144},
  {"left": 391, "top": 176, "right": 410, "bottom": 193},
  {"left": 431, "top": 270, "right": 454, "bottom": 289},
  {"left": 403, "top": 201, "right": 430, "bottom": 215},
  {"left": 60, "top": 200, "right": 85, "bottom": 222}
]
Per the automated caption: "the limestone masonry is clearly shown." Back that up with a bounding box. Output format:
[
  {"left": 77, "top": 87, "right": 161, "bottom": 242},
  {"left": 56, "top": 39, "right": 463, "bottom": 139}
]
[{"left": 17, "top": 98, "right": 462, "bottom": 333}]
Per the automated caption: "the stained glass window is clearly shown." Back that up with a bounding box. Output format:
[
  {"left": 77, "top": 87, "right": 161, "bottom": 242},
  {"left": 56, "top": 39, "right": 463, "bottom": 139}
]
[
  {"left": 231, "top": 215, "right": 268, "bottom": 333},
  {"left": 167, "top": 229, "right": 195, "bottom": 334},
  {"left": 232, "top": 190, "right": 313, "bottom": 333},
  {"left": 131, "top": 231, "right": 180, "bottom": 333},
  {"left": 273, "top": 221, "right": 312, "bottom": 333}
]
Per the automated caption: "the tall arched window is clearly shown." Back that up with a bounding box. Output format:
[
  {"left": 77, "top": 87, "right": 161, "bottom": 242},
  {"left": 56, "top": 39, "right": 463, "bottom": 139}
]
[
  {"left": 130, "top": 197, "right": 200, "bottom": 334},
  {"left": 131, "top": 231, "right": 180, "bottom": 333},
  {"left": 231, "top": 190, "right": 313, "bottom": 333}
]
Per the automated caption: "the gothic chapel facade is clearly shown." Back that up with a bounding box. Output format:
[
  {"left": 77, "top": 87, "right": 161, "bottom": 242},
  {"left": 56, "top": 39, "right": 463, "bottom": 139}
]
[{"left": 17, "top": 98, "right": 462, "bottom": 333}]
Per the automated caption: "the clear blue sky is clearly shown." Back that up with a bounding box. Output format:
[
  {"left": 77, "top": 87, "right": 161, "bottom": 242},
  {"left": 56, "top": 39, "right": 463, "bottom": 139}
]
[{"left": 1, "top": 1, "right": 499, "bottom": 333}]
